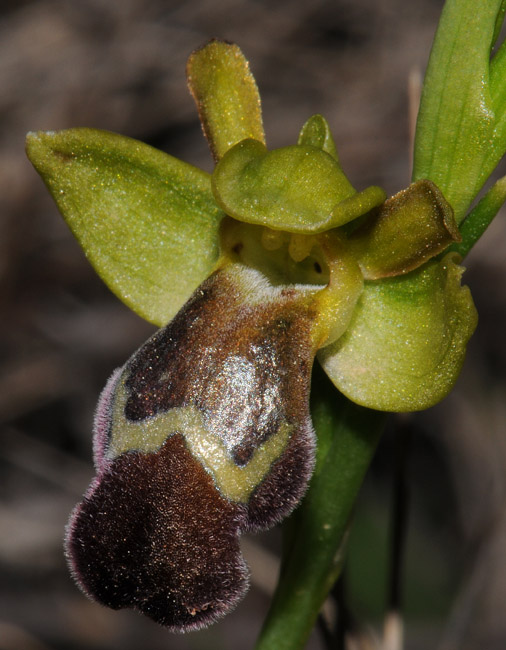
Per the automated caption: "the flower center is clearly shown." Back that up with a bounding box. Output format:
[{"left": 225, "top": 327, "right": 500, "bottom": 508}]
[
  {"left": 219, "top": 216, "right": 365, "bottom": 349},
  {"left": 220, "top": 216, "right": 330, "bottom": 289}
]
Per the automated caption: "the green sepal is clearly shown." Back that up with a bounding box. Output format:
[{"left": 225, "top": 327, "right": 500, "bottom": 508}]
[
  {"left": 212, "top": 138, "right": 386, "bottom": 234},
  {"left": 297, "top": 114, "right": 339, "bottom": 161},
  {"left": 187, "top": 40, "right": 265, "bottom": 161},
  {"left": 26, "top": 128, "right": 224, "bottom": 326},
  {"left": 318, "top": 253, "right": 478, "bottom": 412},
  {"left": 348, "top": 179, "right": 461, "bottom": 279}
]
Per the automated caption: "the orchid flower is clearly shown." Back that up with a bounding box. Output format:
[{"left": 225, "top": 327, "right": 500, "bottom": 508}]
[{"left": 27, "top": 29, "right": 492, "bottom": 633}]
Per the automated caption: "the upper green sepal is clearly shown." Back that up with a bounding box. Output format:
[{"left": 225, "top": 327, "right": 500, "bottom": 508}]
[
  {"left": 348, "top": 179, "right": 461, "bottom": 279},
  {"left": 26, "top": 128, "right": 224, "bottom": 326},
  {"left": 318, "top": 253, "right": 478, "bottom": 412},
  {"left": 212, "top": 138, "right": 386, "bottom": 234}
]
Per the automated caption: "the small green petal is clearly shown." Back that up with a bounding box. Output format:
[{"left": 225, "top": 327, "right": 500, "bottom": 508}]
[
  {"left": 297, "top": 114, "right": 339, "bottom": 161},
  {"left": 26, "top": 128, "right": 224, "bottom": 326},
  {"left": 348, "top": 180, "right": 461, "bottom": 279},
  {"left": 318, "top": 253, "right": 478, "bottom": 412},
  {"left": 187, "top": 40, "right": 265, "bottom": 161},
  {"left": 212, "top": 139, "right": 385, "bottom": 233},
  {"left": 327, "top": 185, "right": 387, "bottom": 230}
]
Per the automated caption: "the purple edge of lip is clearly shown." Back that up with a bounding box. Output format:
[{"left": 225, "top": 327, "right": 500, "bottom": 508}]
[{"left": 64, "top": 367, "right": 122, "bottom": 596}]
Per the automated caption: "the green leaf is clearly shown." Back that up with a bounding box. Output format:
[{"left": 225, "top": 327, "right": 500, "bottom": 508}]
[
  {"left": 348, "top": 180, "right": 460, "bottom": 279},
  {"left": 318, "top": 253, "right": 478, "bottom": 412},
  {"left": 413, "top": 0, "right": 506, "bottom": 223},
  {"left": 212, "top": 139, "right": 386, "bottom": 233},
  {"left": 26, "top": 128, "right": 224, "bottom": 326},
  {"left": 255, "top": 365, "right": 385, "bottom": 650},
  {"left": 187, "top": 40, "right": 265, "bottom": 161}
]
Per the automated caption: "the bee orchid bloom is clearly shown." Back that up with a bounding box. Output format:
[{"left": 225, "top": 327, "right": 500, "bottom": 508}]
[{"left": 26, "top": 40, "right": 477, "bottom": 631}]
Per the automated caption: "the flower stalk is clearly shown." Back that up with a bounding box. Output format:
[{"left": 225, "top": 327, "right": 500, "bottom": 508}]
[{"left": 255, "top": 366, "right": 386, "bottom": 650}]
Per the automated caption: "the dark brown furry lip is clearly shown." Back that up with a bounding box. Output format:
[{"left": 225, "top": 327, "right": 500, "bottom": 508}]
[
  {"left": 66, "top": 434, "right": 249, "bottom": 632},
  {"left": 65, "top": 263, "right": 318, "bottom": 630}
]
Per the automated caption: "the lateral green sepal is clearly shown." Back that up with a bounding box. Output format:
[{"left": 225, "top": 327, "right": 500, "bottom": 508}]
[
  {"left": 318, "top": 253, "right": 478, "bottom": 412},
  {"left": 26, "top": 128, "right": 224, "bottom": 326}
]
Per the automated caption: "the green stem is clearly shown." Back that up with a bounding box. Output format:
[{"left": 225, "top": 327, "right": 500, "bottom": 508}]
[
  {"left": 254, "top": 365, "right": 386, "bottom": 650},
  {"left": 451, "top": 175, "right": 506, "bottom": 258}
]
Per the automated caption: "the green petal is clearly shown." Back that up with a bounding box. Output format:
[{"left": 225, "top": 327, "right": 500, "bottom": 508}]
[
  {"left": 187, "top": 40, "right": 265, "bottom": 161},
  {"left": 318, "top": 253, "right": 478, "bottom": 412},
  {"left": 26, "top": 128, "right": 224, "bottom": 326},
  {"left": 348, "top": 180, "right": 461, "bottom": 279},
  {"left": 212, "top": 139, "right": 385, "bottom": 233}
]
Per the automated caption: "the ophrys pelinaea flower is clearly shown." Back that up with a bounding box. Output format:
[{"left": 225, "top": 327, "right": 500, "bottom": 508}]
[{"left": 26, "top": 40, "right": 476, "bottom": 630}]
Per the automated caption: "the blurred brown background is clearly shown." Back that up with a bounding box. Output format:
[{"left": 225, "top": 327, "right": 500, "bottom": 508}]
[{"left": 1, "top": 1, "right": 506, "bottom": 649}]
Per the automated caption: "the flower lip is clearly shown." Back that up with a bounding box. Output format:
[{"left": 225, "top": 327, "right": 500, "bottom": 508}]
[{"left": 65, "top": 261, "right": 320, "bottom": 630}]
